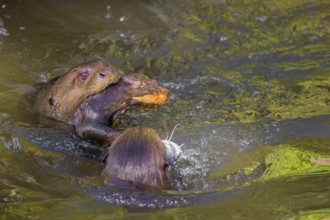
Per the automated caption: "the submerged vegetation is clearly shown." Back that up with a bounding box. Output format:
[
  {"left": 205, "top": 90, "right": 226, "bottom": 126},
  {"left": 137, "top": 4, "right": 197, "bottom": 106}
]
[{"left": 0, "top": 0, "right": 329, "bottom": 219}]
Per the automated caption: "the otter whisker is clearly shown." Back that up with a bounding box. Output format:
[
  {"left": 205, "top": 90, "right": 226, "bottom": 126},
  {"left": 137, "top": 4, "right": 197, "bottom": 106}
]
[{"left": 166, "top": 123, "right": 181, "bottom": 141}]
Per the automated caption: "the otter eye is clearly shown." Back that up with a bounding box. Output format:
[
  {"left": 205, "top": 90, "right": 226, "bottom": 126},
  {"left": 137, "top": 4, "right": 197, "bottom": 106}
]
[
  {"left": 99, "top": 72, "right": 106, "bottom": 78},
  {"left": 80, "top": 70, "right": 90, "bottom": 81}
]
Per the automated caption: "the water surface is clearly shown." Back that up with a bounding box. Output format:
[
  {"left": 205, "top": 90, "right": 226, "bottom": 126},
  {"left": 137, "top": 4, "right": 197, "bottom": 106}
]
[{"left": 1, "top": 0, "right": 330, "bottom": 219}]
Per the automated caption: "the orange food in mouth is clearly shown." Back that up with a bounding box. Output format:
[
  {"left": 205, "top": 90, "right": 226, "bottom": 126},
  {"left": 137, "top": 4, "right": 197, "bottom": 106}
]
[{"left": 132, "top": 93, "right": 168, "bottom": 106}]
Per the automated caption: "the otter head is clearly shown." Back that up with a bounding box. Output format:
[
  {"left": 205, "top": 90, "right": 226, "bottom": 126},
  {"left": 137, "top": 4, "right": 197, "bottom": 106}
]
[
  {"left": 109, "top": 73, "right": 169, "bottom": 121},
  {"left": 68, "top": 73, "right": 170, "bottom": 142},
  {"left": 71, "top": 59, "right": 118, "bottom": 95},
  {"left": 102, "top": 127, "right": 169, "bottom": 189},
  {"left": 45, "top": 59, "right": 119, "bottom": 122},
  {"left": 124, "top": 73, "right": 169, "bottom": 107}
]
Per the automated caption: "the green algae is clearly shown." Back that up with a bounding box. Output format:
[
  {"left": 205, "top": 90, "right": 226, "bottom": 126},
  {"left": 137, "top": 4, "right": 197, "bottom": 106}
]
[
  {"left": 1, "top": 0, "right": 330, "bottom": 219},
  {"left": 215, "top": 70, "right": 330, "bottom": 123},
  {"left": 78, "top": 0, "right": 330, "bottom": 125},
  {"left": 209, "top": 137, "right": 330, "bottom": 185},
  {"left": 261, "top": 144, "right": 330, "bottom": 181}
]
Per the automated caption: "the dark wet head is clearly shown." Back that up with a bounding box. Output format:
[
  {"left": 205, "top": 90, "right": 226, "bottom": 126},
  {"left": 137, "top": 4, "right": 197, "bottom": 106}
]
[
  {"left": 121, "top": 73, "right": 169, "bottom": 110},
  {"left": 102, "top": 127, "right": 169, "bottom": 189}
]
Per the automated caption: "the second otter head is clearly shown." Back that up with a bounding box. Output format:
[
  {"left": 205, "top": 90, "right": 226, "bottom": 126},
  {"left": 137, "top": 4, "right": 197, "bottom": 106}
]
[
  {"left": 68, "top": 73, "right": 170, "bottom": 142},
  {"left": 45, "top": 59, "right": 119, "bottom": 122},
  {"left": 102, "top": 127, "right": 169, "bottom": 189},
  {"left": 120, "top": 73, "right": 169, "bottom": 110},
  {"left": 103, "top": 73, "right": 170, "bottom": 123}
]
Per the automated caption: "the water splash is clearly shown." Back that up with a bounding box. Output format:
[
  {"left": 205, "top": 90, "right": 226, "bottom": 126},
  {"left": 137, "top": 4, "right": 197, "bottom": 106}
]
[
  {"left": 162, "top": 124, "right": 183, "bottom": 164},
  {"left": 0, "top": 18, "right": 9, "bottom": 37}
]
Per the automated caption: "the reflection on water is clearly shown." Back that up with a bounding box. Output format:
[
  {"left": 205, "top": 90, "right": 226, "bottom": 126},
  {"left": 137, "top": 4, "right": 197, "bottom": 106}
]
[{"left": 0, "top": 0, "right": 330, "bottom": 219}]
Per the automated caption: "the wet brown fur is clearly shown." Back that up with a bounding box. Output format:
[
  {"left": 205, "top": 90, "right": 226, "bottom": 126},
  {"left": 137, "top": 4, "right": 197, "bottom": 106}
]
[
  {"left": 70, "top": 73, "right": 169, "bottom": 142},
  {"left": 44, "top": 59, "right": 118, "bottom": 122},
  {"left": 102, "top": 127, "right": 169, "bottom": 189}
]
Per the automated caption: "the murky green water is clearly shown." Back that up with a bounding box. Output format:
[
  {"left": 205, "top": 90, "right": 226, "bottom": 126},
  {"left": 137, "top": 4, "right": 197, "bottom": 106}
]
[{"left": 1, "top": 0, "right": 330, "bottom": 219}]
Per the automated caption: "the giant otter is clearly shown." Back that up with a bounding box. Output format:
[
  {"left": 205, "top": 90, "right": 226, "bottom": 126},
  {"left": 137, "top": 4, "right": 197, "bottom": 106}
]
[
  {"left": 69, "top": 73, "right": 169, "bottom": 142},
  {"left": 36, "top": 59, "right": 119, "bottom": 122},
  {"left": 102, "top": 127, "right": 169, "bottom": 189}
]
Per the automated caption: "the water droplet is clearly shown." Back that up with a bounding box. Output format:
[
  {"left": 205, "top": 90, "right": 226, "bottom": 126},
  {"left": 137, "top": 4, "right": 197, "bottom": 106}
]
[
  {"left": 119, "top": 16, "right": 127, "bottom": 22},
  {"left": 104, "top": 12, "right": 112, "bottom": 19},
  {"left": 0, "top": 27, "right": 9, "bottom": 36}
]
